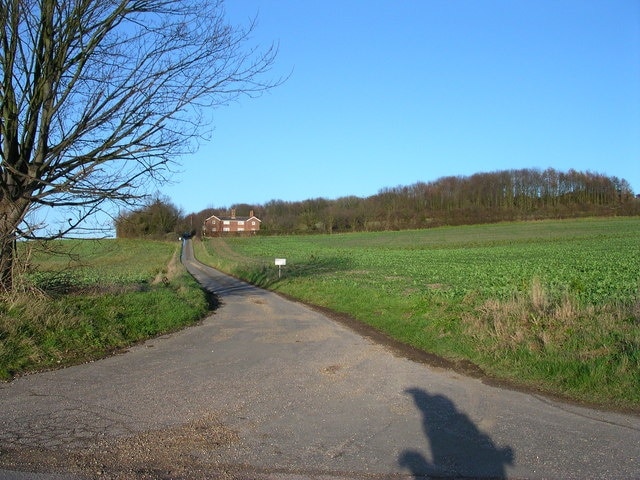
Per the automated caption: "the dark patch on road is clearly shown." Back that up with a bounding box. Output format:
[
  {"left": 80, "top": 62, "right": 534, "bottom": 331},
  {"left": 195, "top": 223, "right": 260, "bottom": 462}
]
[{"left": 322, "top": 364, "right": 343, "bottom": 375}]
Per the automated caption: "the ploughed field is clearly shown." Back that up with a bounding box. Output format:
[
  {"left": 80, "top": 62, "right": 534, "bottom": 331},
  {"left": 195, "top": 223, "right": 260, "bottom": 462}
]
[{"left": 196, "top": 217, "right": 640, "bottom": 410}]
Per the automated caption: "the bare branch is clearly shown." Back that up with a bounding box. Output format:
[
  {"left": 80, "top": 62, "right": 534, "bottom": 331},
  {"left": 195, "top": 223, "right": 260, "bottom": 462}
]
[{"left": 0, "top": 0, "right": 282, "bottom": 288}]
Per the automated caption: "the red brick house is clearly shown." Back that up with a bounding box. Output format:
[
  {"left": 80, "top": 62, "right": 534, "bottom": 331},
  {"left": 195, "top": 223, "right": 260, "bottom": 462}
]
[{"left": 202, "top": 209, "right": 261, "bottom": 236}]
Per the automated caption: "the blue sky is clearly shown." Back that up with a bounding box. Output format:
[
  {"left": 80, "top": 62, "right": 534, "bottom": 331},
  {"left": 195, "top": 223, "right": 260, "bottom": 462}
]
[{"left": 163, "top": 0, "right": 640, "bottom": 214}]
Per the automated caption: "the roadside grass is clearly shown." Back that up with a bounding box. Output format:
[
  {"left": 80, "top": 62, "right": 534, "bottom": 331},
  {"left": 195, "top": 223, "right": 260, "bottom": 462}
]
[
  {"left": 196, "top": 218, "right": 640, "bottom": 410},
  {"left": 0, "top": 239, "right": 208, "bottom": 380}
]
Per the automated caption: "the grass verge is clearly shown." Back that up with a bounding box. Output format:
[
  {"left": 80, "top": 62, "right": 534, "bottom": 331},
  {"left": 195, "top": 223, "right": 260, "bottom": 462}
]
[{"left": 0, "top": 240, "right": 208, "bottom": 380}]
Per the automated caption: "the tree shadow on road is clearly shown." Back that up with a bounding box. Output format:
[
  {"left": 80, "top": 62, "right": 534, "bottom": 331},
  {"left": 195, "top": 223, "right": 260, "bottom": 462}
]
[{"left": 399, "top": 387, "right": 514, "bottom": 479}]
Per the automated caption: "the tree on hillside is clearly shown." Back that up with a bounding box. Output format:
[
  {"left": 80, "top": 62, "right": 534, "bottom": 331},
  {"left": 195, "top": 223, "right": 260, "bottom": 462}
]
[
  {"left": 115, "top": 195, "right": 182, "bottom": 239},
  {"left": 0, "top": 0, "right": 281, "bottom": 289}
]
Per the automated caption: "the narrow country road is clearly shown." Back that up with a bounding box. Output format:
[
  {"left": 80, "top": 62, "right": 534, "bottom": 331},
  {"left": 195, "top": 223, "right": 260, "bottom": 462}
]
[{"left": 1, "top": 239, "right": 638, "bottom": 479}]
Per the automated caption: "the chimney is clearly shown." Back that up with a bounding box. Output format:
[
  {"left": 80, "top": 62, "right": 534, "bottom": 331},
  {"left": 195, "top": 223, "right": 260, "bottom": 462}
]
[
  {"left": 249, "top": 210, "right": 254, "bottom": 218},
  {"left": 231, "top": 208, "right": 236, "bottom": 219}
]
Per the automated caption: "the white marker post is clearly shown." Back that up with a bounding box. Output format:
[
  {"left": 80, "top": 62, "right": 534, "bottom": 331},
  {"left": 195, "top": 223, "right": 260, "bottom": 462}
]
[{"left": 275, "top": 258, "right": 286, "bottom": 278}]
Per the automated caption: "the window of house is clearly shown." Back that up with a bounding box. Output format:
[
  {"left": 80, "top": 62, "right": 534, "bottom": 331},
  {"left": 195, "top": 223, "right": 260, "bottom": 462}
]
[{"left": 223, "top": 220, "right": 230, "bottom": 225}]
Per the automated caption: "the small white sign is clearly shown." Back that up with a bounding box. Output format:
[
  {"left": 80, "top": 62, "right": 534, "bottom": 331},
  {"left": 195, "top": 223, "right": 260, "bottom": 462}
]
[{"left": 275, "top": 258, "right": 287, "bottom": 266}]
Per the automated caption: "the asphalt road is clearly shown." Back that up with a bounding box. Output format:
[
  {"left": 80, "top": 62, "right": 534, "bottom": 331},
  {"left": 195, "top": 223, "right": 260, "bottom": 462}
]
[{"left": 1, "top": 240, "right": 638, "bottom": 479}]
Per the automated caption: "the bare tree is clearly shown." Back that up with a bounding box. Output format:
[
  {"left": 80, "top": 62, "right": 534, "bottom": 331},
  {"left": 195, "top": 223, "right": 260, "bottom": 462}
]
[{"left": 0, "top": 0, "right": 281, "bottom": 289}]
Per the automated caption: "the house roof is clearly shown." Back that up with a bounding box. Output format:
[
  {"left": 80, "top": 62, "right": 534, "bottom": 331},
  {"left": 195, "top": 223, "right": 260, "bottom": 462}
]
[{"left": 205, "top": 214, "right": 261, "bottom": 222}]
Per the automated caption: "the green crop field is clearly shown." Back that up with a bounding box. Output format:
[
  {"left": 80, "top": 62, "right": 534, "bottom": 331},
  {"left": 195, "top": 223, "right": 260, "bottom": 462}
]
[
  {"left": 196, "top": 217, "right": 640, "bottom": 409},
  {"left": 27, "top": 239, "right": 180, "bottom": 290}
]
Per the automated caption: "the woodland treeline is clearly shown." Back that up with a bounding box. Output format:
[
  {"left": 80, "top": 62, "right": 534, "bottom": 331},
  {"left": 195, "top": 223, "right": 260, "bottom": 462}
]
[{"left": 117, "top": 168, "right": 639, "bottom": 238}]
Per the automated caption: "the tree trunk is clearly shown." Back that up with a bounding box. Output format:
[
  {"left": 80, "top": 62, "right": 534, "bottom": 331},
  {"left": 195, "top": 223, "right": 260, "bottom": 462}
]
[
  {"left": 0, "top": 233, "right": 15, "bottom": 291},
  {"left": 0, "top": 198, "right": 30, "bottom": 291}
]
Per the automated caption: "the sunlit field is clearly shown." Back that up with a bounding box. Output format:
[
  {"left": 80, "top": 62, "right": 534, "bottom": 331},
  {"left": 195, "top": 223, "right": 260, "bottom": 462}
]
[{"left": 0, "top": 240, "right": 207, "bottom": 380}]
